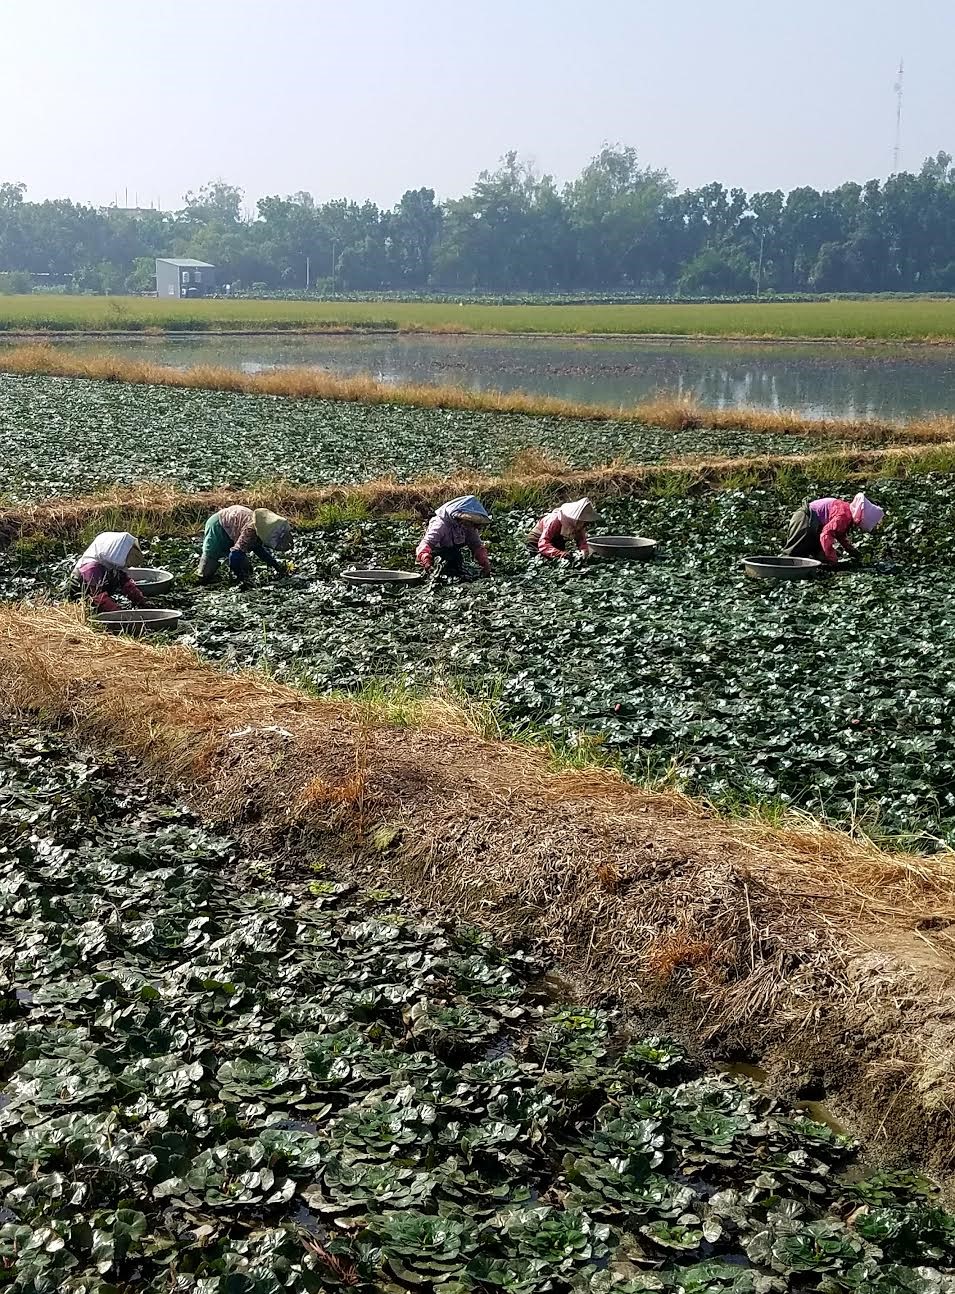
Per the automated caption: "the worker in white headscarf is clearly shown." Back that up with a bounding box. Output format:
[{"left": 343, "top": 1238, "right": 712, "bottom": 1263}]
[
  {"left": 780, "top": 492, "right": 885, "bottom": 564},
  {"left": 197, "top": 505, "right": 293, "bottom": 583},
  {"left": 526, "top": 498, "right": 597, "bottom": 560},
  {"left": 68, "top": 531, "right": 149, "bottom": 612},
  {"left": 416, "top": 495, "right": 492, "bottom": 579}
]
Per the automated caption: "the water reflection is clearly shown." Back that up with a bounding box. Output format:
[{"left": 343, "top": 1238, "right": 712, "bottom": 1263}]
[{"left": 32, "top": 334, "right": 955, "bottom": 422}]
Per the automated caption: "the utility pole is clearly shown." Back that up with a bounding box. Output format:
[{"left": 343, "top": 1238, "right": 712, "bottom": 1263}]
[
  {"left": 893, "top": 58, "right": 904, "bottom": 173},
  {"left": 756, "top": 231, "right": 766, "bottom": 299},
  {"left": 305, "top": 254, "right": 310, "bottom": 290},
  {"left": 331, "top": 239, "right": 337, "bottom": 294}
]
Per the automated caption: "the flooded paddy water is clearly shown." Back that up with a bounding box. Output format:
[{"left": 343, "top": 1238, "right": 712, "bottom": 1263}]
[{"left": 38, "top": 332, "right": 955, "bottom": 421}]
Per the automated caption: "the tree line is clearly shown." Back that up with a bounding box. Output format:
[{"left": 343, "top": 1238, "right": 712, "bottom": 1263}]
[{"left": 3, "top": 146, "right": 955, "bottom": 297}]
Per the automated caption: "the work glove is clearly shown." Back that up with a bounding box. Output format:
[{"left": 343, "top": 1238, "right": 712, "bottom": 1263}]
[{"left": 228, "top": 549, "right": 252, "bottom": 580}]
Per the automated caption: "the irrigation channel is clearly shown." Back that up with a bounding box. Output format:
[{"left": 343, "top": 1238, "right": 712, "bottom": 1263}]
[
  {"left": 27, "top": 333, "right": 955, "bottom": 421},
  {"left": 2, "top": 721, "right": 955, "bottom": 1292}
]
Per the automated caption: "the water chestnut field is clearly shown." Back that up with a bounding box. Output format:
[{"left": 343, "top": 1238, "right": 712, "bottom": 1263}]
[
  {"left": 3, "top": 294, "right": 955, "bottom": 340},
  {"left": 4, "top": 474, "right": 951, "bottom": 847},
  {"left": 2, "top": 727, "right": 953, "bottom": 1292},
  {"left": 0, "top": 373, "right": 839, "bottom": 501}
]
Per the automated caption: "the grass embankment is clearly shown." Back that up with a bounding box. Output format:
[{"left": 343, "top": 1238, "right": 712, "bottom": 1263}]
[
  {"left": 2, "top": 602, "right": 955, "bottom": 1174},
  {"left": 3, "top": 295, "right": 955, "bottom": 339},
  {"left": 3, "top": 342, "right": 955, "bottom": 445},
  {"left": 4, "top": 440, "right": 955, "bottom": 548}
]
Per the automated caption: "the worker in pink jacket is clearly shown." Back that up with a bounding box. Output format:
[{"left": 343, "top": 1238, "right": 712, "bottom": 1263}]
[
  {"left": 526, "top": 498, "right": 597, "bottom": 560},
  {"left": 68, "top": 531, "right": 149, "bottom": 612},
  {"left": 416, "top": 496, "right": 492, "bottom": 579},
  {"left": 780, "top": 493, "right": 885, "bottom": 563}
]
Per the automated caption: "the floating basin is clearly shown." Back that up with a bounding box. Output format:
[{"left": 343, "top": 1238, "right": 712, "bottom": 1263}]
[
  {"left": 588, "top": 535, "right": 658, "bottom": 561},
  {"left": 742, "top": 555, "right": 821, "bottom": 580},
  {"left": 127, "top": 566, "right": 175, "bottom": 596},
  {"left": 95, "top": 609, "right": 184, "bottom": 635},
  {"left": 340, "top": 569, "right": 425, "bottom": 587}
]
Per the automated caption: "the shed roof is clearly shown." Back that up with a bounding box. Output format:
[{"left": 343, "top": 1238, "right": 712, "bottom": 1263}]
[{"left": 156, "top": 258, "right": 215, "bottom": 268}]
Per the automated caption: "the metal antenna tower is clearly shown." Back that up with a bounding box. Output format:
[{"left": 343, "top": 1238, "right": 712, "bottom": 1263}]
[{"left": 893, "top": 58, "right": 904, "bottom": 172}]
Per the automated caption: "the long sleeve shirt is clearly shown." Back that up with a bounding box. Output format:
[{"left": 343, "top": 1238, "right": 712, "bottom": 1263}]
[
  {"left": 532, "top": 510, "right": 590, "bottom": 559},
  {"left": 217, "top": 505, "right": 276, "bottom": 565},
  {"left": 809, "top": 498, "right": 854, "bottom": 562},
  {"left": 416, "top": 514, "right": 490, "bottom": 572},
  {"left": 72, "top": 560, "right": 147, "bottom": 612}
]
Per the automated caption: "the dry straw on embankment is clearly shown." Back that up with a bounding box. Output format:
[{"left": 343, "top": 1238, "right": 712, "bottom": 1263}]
[
  {"left": 4, "top": 341, "right": 955, "bottom": 445},
  {"left": 3, "top": 601, "right": 955, "bottom": 1174},
  {"left": 4, "top": 441, "right": 955, "bottom": 549}
]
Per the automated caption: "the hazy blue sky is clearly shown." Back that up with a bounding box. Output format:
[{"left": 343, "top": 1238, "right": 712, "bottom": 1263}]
[{"left": 2, "top": 0, "right": 951, "bottom": 211}]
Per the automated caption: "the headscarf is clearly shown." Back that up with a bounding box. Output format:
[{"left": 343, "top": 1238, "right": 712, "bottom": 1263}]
[
  {"left": 79, "top": 531, "right": 143, "bottom": 571},
  {"left": 254, "top": 509, "right": 292, "bottom": 551},
  {"left": 437, "top": 495, "right": 491, "bottom": 527},
  {"left": 849, "top": 493, "right": 885, "bottom": 533},
  {"left": 557, "top": 498, "right": 596, "bottom": 535}
]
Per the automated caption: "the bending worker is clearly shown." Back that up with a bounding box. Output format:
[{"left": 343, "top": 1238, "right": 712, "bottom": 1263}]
[
  {"left": 416, "top": 495, "right": 492, "bottom": 579},
  {"left": 781, "top": 492, "right": 885, "bottom": 564},
  {"left": 197, "top": 505, "right": 292, "bottom": 583},
  {"left": 69, "top": 531, "right": 148, "bottom": 612},
  {"left": 526, "top": 497, "right": 597, "bottom": 560}
]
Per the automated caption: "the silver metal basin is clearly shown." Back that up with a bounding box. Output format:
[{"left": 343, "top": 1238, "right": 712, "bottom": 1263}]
[
  {"left": 127, "top": 566, "right": 175, "bottom": 596},
  {"left": 743, "top": 555, "right": 821, "bottom": 580},
  {"left": 588, "top": 535, "right": 658, "bottom": 561},
  {"left": 95, "top": 609, "right": 184, "bottom": 634},
  {"left": 340, "top": 569, "right": 425, "bottom": 586}
]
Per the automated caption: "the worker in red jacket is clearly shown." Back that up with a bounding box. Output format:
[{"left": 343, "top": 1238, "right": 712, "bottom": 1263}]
[
  {"left": 526, "top": 498, "right": 597, "bottom": 560},
  {"left": 781, "top": 493, "right": 885, "bottom": 564}
]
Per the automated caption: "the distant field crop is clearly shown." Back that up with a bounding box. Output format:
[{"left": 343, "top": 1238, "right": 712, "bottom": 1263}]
[
  {"left": 3, "top": 294, "right": 955, "bottom": 339},
  {"left": 0, "top": 372, "right": 837, "bottom": 502}
]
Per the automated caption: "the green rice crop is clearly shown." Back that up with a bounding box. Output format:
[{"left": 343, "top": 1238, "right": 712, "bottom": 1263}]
[{"left": 3, "top": 293, "right": 955, "bottom": 339}]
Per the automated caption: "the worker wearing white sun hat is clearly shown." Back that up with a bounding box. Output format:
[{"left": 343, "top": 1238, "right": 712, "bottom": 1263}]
[{"left": 197, "top": 505, "right": 293, "bottom": 582}]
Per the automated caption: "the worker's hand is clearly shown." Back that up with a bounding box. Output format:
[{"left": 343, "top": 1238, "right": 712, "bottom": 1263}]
[
  {"left": 272, "top": 562, "right": 289, "bottom": 578},
  {"left": 479, "top": 567, "right": 492, "bottom": 579}
]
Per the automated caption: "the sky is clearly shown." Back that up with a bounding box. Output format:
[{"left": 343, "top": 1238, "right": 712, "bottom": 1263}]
[{"left": 2, "top": 0, "right": 952, "bottom": 213}]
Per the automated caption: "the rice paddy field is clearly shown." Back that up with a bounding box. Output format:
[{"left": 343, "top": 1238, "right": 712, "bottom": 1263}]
[
  {"left": 3, "top": 366, "right": 955, "bottom": 1290},
  {"left": 4, "top": 294, "right": 955, "bottom": 339}
]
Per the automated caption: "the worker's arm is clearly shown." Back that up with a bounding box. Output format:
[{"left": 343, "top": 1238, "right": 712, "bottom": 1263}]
[
  {"left": 820, "top": 501, "right": 855, "bottom": 563},
  {"left": 416, "top": 516, "right": 449, "bottom": 570},
  {"left": 466, "top": 528, "right": 492, "bottom": 574},
  {"left": 119, "top": 572, "right": 148, "bottom": 607},
  {"left": 537, "top": 515, "right": 570, "bottom": 560},
  {"left": 234, "top": 523, "right": 283, "bottom": 571}
]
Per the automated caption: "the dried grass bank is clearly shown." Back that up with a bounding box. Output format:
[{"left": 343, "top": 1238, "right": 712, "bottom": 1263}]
[
  {"left": 4, "top": 441, "right": 955, "bottom": 548},
  {"left": 1, "top": 602, "right": 954, "bottom": 1178}
]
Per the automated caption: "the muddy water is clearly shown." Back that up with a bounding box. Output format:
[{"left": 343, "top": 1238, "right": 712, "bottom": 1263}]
[
  {"left": 720, "top": 1061, "right": 849, "bottom": 1135},
  {"left": 32, "top": 333, "right": 955, "bottom": 421}
]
